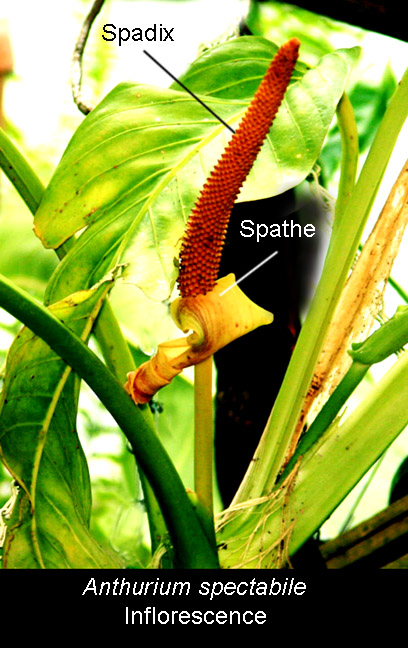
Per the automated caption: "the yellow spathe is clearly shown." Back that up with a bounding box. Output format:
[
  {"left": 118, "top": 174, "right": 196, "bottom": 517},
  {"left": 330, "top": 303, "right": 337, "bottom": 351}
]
[{"left": 125, "top": 274, "right": 273, "bottom": 404}]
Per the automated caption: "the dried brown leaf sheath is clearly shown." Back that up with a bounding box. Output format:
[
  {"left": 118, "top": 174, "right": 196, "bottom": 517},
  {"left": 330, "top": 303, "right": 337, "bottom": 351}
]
[
  {"left": 297, "top": 158, "right": 408, "bottom": 435},
  {"left": 177, "top": 38, "right": 300, "bottom": 298}
]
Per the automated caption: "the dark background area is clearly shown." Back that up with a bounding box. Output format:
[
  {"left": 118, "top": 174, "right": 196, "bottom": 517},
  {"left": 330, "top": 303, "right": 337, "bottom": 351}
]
[{"left": 256, "top": 0, "right": 406, "bottom": 41}]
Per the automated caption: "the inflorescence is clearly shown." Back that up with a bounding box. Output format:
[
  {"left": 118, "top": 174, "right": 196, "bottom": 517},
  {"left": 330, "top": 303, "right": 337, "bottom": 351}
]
[{"left": 177, "top": 38, "right": 300, "bottom": 298}]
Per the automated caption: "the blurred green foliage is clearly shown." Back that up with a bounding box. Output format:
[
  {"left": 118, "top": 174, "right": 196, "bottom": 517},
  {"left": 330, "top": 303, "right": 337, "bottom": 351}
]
[{"left": 247, "top": 0, "right": 398, "bottom": 187}]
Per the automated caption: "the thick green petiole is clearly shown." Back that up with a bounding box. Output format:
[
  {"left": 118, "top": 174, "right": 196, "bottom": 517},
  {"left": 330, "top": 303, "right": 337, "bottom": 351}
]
[
  {"left": 0, "top": 272, "right": 219, "bottom": 568},
  {"left": 334, "top": 92, "right": 359, "bottom": 226},
  {"left": 0, "top": 127, "right": 44, "bottom": 215},
  {"left": 0, "top": 128, "right": 169, "bottom": 558},
  {"left": 94, "top": 302, "right": 170, "bottom": 557},
  {"left": 194, "top": 356, "right": 217, "bottom": 553}
]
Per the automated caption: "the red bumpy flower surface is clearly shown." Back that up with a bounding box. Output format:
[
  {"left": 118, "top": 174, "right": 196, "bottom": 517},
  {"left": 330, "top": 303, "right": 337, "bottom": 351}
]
[{"left": 177, "top": 38, "right": 300, "bottom": 298}]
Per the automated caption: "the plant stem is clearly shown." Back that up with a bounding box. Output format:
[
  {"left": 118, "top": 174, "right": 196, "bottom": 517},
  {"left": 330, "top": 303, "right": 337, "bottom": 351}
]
[
  {"left": 260, "top": 67, "right": 408, "bottom": 488},
  {"left": 72, "top": 0, "right": 106, "bottom": 115},
  {"left": 0, "top": 272, "right": 219, "bottom": 568},
  {"left": 234, "top": 66, "right": 408, "bottom": 502},
  {"left": 194, "top": 356, "right": 217, "bottom": 549},
  {"left": 94, "top": 300, "right": 135, "bottom": 385},
  {"left": 339, "top": 454, "right": 384, "bottom": 535},
  {"left": 389, "top": 276, "right": 408, "bottom": 304},
  {"left": 0, "top": 127, "right": 44, "bottom": 215},
  {"left": 218, "top": 347, "right": 408, "bottom": 567},
  {"left": 334, "top": 92, "right": 359, "bottom": 226},
  {"left": 279, "top": 360, "right": 369, "bottom": 481},
  {"left": 281, "top": 300, "right": 408, "bottom": 481},
  {"left": 94, "top": 301, "right": 169, "bottom": 556},
  {"left": 287, "top": 347, "right": 408, "bottom": 554}
]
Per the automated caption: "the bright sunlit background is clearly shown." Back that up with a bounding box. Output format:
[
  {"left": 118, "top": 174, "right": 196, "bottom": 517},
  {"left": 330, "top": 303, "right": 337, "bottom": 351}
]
[{"left": 1, "top": 0, "right": 408, "bottom": 556}]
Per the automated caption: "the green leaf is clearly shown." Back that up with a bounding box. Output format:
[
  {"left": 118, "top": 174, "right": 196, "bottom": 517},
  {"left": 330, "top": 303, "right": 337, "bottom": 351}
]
[
  {"left": 175, "top": 37, "right": 309, "bottom": 99},
  {"left": 34, "top": 37, "right": 359, "bottom": 300},
  {"left": 0, "top": 278, "right": 123, "bottom": 568}
]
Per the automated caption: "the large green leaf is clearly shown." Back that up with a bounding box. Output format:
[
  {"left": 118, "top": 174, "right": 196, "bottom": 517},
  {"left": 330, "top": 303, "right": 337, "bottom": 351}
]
[
  {"left": 34, "top": 37, "right": 359, "bottom": 301},
  {"left": 0, "top": 278, "right": 123, "bottom": 568},
  {"left": 175, "top": 37, "right": 309, "bottom": 98}
]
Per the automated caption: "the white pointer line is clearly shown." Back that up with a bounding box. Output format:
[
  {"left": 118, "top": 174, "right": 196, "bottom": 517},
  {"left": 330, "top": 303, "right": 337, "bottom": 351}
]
[{"left": 219, "top": 250, "right": 279, "bottom": 296}]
